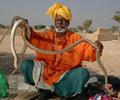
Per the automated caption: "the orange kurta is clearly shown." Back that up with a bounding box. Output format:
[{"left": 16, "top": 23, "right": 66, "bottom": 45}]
[{"left": 28, "top": 28, "right": 96, "bottom": 85}]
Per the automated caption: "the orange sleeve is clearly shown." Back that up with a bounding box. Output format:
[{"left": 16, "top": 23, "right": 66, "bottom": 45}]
[
  {"left": 28, "top": 27, "right": 46, "bottom": 47},
  {"left": 29, "top": 27, "right": 39, "bottom": 46},
  {"left": 20, "top": 27, "right": 43, "bottom": 47},
  {"left": 73, "top": 33, "right": 96, "bottom": 62},
  {"left": 82, "top": 43, "right": 96, "bottom": 62}
]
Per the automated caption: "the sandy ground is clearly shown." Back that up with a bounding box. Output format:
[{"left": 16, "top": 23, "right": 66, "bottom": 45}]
[{"left": 0, "top": 35, "right": 120, "bottom": 77}]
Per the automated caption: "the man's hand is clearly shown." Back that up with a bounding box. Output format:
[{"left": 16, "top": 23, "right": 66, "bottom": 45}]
[
  {"left": 94, "top": 40, "right": 104, "bottom": 57},
  {"left": 14, "top": 16, "right": 28, "bottom": 29}
]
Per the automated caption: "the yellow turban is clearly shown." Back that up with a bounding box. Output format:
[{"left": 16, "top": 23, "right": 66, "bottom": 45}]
[{"left": 47, "top": 2, "right": 72, "bottom": 21}]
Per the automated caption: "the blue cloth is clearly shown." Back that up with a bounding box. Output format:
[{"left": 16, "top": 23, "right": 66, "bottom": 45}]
[
  {"left": 54, "top": 67, "right": 89, "bottom": 97},
  {"left": 20, "top": 60, "right": 89, "bottom": 97},
  {"left": 20, "top": 60, "right": 35, "bottom": 85}
]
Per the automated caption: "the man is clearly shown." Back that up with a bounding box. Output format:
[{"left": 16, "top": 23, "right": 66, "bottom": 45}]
[{"left": 19, "top": 2, "right": 104, "bottom": 99}]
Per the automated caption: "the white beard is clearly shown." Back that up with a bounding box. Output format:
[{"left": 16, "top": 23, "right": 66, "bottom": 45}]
[{"left": 54, "top": 26, "right": 67, "bottom": 33}]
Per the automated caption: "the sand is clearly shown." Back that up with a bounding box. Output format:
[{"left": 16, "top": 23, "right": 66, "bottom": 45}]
[{"left": 0, "top": 35, "right": 120, "bottom": 77}]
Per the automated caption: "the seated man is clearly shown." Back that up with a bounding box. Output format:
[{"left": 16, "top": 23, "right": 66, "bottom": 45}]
[{"left": 19, "top": 2, "right": 104, "bottom": 100}]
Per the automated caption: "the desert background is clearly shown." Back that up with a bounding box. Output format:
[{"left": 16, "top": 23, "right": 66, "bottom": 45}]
[
  {"left": 0, "top": 27, "right": 120, "bottom": 100},
  {"left": 0, "top": 28, "right": 120, "bottom": 77}
]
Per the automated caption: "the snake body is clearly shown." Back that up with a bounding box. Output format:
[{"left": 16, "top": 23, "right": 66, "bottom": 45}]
[{"left": 10, "top": 18, "right": 108, "bottom": 84}]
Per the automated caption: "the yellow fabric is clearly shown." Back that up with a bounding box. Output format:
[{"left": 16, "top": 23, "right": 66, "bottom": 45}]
[{"left": 47, "top": 2, "right": 72, "bottom": 21}]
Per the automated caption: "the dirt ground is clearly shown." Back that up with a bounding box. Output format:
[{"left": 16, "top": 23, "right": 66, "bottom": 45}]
[{"left": 0, "top": 35, "right": 120, "bottom": 77}]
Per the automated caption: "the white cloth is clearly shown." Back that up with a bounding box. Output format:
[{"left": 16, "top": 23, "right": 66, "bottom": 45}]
[{"left": 32, "top": 61, "right": 54, "bottom": 91}]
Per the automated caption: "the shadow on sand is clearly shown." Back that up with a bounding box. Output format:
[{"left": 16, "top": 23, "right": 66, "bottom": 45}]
[{"left": 0, "top": 52, "right": 34, "bottom": 75}]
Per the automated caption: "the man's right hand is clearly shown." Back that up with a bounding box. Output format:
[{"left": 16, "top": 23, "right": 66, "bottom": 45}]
[{"left": 14, "top": 16, "right": 28, "bottom": 29}]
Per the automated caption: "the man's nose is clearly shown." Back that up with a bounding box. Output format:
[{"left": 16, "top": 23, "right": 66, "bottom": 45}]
[{"left": 58, "top": 20, "right": 63, "bottom": 24}]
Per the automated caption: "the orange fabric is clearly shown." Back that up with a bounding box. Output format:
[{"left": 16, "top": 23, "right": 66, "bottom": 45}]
[{"left": 27, "top": 28, "right": 96, "bottom": 85}]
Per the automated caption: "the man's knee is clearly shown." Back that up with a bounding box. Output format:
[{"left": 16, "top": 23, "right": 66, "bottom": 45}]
[
  {"left": 66, "top": 67, "right": 90, "bottom": 92},
  {"left": 77, "top": 67, "right": 89, "bottom": 79},
  {"left": 68, "top": 67, "right": 89, "bottom": 80},
  {"left": 54, "top": 67, "right": 89, "bottom": 97},
  {"left": 20, "top": 60, "right": 34, "bottom": 73},
  {"left": 20, "top": 60, "right": 35, "bottom": 85},
  {"left": 70, "top": 67, "right": 90, "bottom": 86}
]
